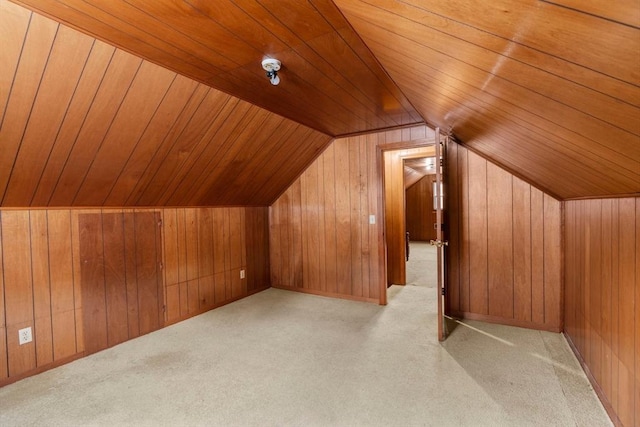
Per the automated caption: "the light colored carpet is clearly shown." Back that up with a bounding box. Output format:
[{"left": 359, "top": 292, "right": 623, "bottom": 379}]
[
  {"left": 0, "top": 285, "right": 610, "bottom": 426},
  {"left": 406, "top": 241, "right": 438, "bottom": 288}
]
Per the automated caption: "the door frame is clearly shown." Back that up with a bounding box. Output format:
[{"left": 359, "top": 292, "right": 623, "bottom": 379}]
[{"left": 377, "top": 137, "right": 436, "bottom": 305}]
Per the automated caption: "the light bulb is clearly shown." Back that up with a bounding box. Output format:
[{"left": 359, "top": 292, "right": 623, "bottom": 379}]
[{"left": 270, "top": 74, "right": 280, "bottom": 85}]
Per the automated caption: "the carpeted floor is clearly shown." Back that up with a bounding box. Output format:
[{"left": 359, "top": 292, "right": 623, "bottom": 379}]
[
  {"left": 405, "top": 241, "right": 438, "bottom": 288},
  {"left": 0, "top": 280, "right": 611, "bottom": 426}
]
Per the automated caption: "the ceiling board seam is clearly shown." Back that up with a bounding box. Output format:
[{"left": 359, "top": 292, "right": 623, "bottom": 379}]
[
  {"left": 357, "top": 15, "right": 640, "bottom": 131},
  {"left": 2, "top": 18, "right": 59, "bottom": 205},
  {"left": 128, "top": 87, "right": 215, "bottom": 206},
  {"left": 390, "top": 0, "right": 639, "bottom": 87},
  {"left": 70, "top": 59, "right": 145, "bottom": 206},
  {"left": 123, "top": 86, "right": 209, "bottom": 207},
  {"left": 227, "top": 0, "right": 397, "bottom": 130},
  {"left": 29, "top": 38, "right": 97, "bottom": 207},
  {"left": 175, "top": 105, "right": 267, "bottom": 205},
  {"left": 368, "top": 39, "right": 640, "bottom": 178},
  {"left": 349, "top": 0, "right": 639, "bottom": 105},
  {"left": 46, "top": 46, "right": 117, "bottom": 206},
  {"left": 100, "top": 73, "right": 180, "bottom": 206}
]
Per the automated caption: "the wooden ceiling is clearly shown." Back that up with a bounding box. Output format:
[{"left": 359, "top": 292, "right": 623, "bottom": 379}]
[
  {"left": 404, "top": 158, "right": 435, "bottom": 189},
  {"left": 0, "top": 1, "right": 332, "bottom": 207},
  {"left": 7, "top": 0, "right": 421, "bottom": 137},
  {"left": 334, "top": 0, "right": 640, "bottom": 199},
  {"left": 1, "top": 0, "right": 639, "bottom": 206}
]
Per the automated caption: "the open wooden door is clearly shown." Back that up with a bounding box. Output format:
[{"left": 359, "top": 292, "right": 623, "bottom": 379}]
[{"left": 431, "top": 129, "right": 448, "bottom": 341}]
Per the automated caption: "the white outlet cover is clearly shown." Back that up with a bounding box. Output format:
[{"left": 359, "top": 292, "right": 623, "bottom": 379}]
[
  {"left": 18, "top": 327, "right": 32, "bottom": 345},
  {"left": 369, "top": 215, "right": 376, "bottom": 224}
]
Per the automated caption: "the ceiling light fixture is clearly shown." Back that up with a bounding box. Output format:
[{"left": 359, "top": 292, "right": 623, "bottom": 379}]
[{"left": 261, "top": 58, "right": 281, "bottom": 86}]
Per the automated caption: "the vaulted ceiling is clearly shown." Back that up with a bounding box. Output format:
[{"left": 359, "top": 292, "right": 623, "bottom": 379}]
[{"left": 1, "top": 0, "right": 639, "bottom": 207}]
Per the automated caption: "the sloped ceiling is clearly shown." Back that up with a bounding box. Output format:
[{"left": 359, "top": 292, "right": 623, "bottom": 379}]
[
  {"left": 1, "top": 0, "right": 639, "bottom": 206},
  {"left": 333, "top": 0, "right": 640, "bottom": 199}
]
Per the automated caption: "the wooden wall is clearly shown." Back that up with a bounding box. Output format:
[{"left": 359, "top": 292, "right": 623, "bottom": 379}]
[
  {"left": 406, "top": 175, "right": 437, "bottom": 242},
  {"left": 383, "top": 146, "right": 435, "bottom": 285},
  {"left": 270, "top": 125, "right": 434, "bottom": 303},
  {"left": 0, "top": 206, "right": 269, "bottom": 386},
  {"left": 564, "top": 198, "right": 639, "bottom": 427},
  {"left": 446, "top": 142, "right": 562, "bottom": 332}
]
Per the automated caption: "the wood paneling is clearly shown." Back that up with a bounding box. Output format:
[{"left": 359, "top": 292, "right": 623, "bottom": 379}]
[
  {"left": 0, "top": 2, "right": 334, "bottom": 208},
  {"left": 8, "top": 0, "right": 420, "bottom": 137},
  {"left": 161, "top": 207, "right": 269, "bottom": 325},
  {"left": 564, "top": 198, "right": 639, "bottom": 427},
  {"left": 406, "top": 175, "right": 436, "bottom": 242},
  {"left": 446, "top": 143, "right": 562, "bottom": 331},
  {"left": 334, "top": 0, "right": 640, "bottom": 199},
  {"left": 0, "top": 206, "right": 270, "bottom": 386},
  {"left": 270, "top": 125, "right": 434, "bottom": 301}
]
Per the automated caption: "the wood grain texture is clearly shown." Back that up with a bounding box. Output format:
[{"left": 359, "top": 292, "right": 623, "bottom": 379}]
[
  {"left": 270, "top": 125, "right": 434, "bottom": 301},
  {"left": 564, "top": 197, "right": 638, "bottom": 427},
  {"left": 405, "top": 175, "right": 436, "bottom": 242},
  {"left": 7, "top": 0, "right": 419, "bottom": 137},
  {"left": 0, "top": 206, "right": 270, "bottom": 386},
  {"left": 446, "top": 142, "right": 562, "bottom": 331},
  {"left": 0, "top": 4, "right": 335, "bottom": 208},
  {"left": 334, "top": 0, "right": 640, "bottom": 199}
]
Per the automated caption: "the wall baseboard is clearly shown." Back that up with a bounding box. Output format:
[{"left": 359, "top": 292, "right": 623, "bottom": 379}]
[
  {"left": 564, "top": 333, "right": 621, "bottom": 427},
  {"left": 448, "top": 310, "right": 561, "bottom": 333}
]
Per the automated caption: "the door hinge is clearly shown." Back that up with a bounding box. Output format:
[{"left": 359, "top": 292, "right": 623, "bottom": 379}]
[{"left": 441, "top": 287, "right": 446, "bottom": 296}]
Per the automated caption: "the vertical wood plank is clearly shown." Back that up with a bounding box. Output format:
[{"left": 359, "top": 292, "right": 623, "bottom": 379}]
[
  {"left": 269, "top": 199, "right": 282, "bottom": 287},
  {"left": 213, "top": 208, "right": 227, "bottom": 302},
  {"left": 617, "top": 198, "right": 635, "bottom": 427},
  {"left": 458, "top": 146, "right": 470, "bottom": 312},
  {"left": 446, "top": 140, "right": 460, "bottom": 313},
  {"left": 0, "top": 213, "right": 7, "bottom": 379},
  {"left": 359, "top": 137, "right": 370, "bottom": 298},
  {"left": 530, "top": 188, "right": 545, "bottom": 324},
  {"left": 78, "top": 213, "right": 107, "bottom": 355},
  {"left": 221, "top": 209, "right": 232, "bottom": 299},
  {"left": 368, "top": 134, "right": 382, "bottom": 301},
  {"left": 543, "top": 195, "right": 561, "bottom": 329},
  {"left": 487, "top": 164, "right": 513, "bottom": 319},
  {"left": 467, "top": 152, "right": 488, "bottom": 314},
  {"left": 635, "top": 198, "right": 639, "bottom": 427},
  {"left": 123, "top": 209, "right": 139, "bottom": 338},
  {"left": 601, "top": 199, "right": 613, "bottom": 401},
  {"left": 30, "top": 210, "right": 53, "bottom": 366},
  {"left": 134, "top": 211, "right": 161, "bottom": 335},
  {"left": 349, "top": 138, "right": 363, "bottom": 296},
  {"left": 335, "top": 139, "right": 352, "bottom": 295},
  {"left": 611, "top": 199, "right": 620, "bottom": 414},
  {"left": 3, "top": 211, "right": 36, "bottom": 376},
  {"left": 47, "top": 210, "right": 77, "bottom": 360},
  {"left": 590, "top": 200, "right": 603, "bottom": 384},
  {"left": 512, "top": 179, "right": 532, "bottom": 322},
  {"left": 290, "top": 180, "right": 304, "bottom": 287},
  {"left": 324, "top": 145, "right": 338, "bottom": 295},
  {"left": 163, "top": 209, "right": 179, "bottom": 286},
  {"left": 102, "top": 211, "right": 128, "bottom": 347}
]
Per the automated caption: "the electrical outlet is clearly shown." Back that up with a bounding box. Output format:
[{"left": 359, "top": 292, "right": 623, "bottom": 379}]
[
  {"left": 240, "top": 269, "right": 245, "bottom": 279},
  {"left": 18, "top": 327, "right": 32, "bottom": 345},
  {"left": 369, "top": 214, "right": 376, "bottom": 224}
]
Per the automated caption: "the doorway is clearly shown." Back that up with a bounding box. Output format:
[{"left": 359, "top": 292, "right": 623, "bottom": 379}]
[
  {"left": 404, "top": 157, "right": 438, "bottom": 290},
  {"left": 381, "top": 146, "right": 435, "bottom": 287}
]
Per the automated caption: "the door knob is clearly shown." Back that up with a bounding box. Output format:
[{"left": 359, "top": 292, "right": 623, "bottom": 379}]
[{"left": 429, "top": 240, "right": 448, "bottom": 248}]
